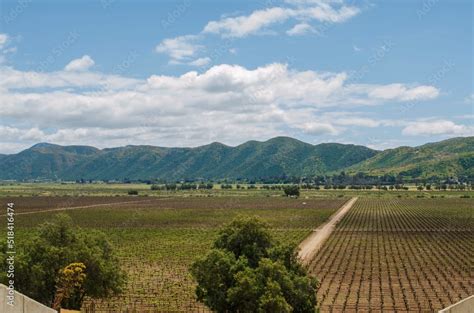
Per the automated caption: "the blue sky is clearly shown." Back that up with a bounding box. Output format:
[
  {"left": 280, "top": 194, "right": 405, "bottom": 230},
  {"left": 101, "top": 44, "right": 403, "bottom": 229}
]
[{"left": 0, "top": 0, "right": 472, "bottom": 153}]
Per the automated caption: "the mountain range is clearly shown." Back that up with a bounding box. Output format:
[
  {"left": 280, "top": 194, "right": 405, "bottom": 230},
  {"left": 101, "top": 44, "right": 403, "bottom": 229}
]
[{"left": 0, "top": 136, "right": 472, "bottom": 181}]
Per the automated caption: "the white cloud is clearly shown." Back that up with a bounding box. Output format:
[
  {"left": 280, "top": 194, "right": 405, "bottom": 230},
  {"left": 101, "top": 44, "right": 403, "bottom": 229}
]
[
  {"left": 298, "top": 122, "right": 339, "bottom": 135},
  {"left": 64, "top": 55, "right": 95, "bottom": 72},
  {"left": 0, "top": 62, "right": 441, "bottom": 152},
  {"left": 334, "top": 117, "right": 380, "bottom": 128},
  {"left": 402, "top": 120, "right": 474, "bottom": 136},
  {"left": 355, "top": 83, "right": 439, "bottom": 102},
  {"left": 203, "top": 1, "right": 359, "bottom": 38},
  {"left": 302, "top": 2, "right": 359, "bottom": 23},
  {"left": 287, "top": 23, "right": 314, "bottom": 36},
  {"left": 0, "top": 34, "right": 8, "bottom": 48},
  {"left": 156, "top": 1, "right": 361, "bottom": 64},
  {"left": 0, "top": 66, "right": 140, "bottom": 90},
  {"left": 204, "top": 7, "right": 294, "bottom": 38},
  {"left": 0, "top": 33, "right": 16, "bottom": 64},
  {"left": 188, "top": 57, "right": 211, "bottom": 67},
  {"left": 155, "top": 35, "right": 202, "bottom": 63}
]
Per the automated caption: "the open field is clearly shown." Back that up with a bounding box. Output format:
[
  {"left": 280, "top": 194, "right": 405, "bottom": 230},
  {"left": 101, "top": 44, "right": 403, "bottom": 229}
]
[
  {"left": 8, "top": 195, "right": 345, "bottom": 312},
  {"left": 2, "top": 186, "right": 473, "bottom": 312},
  {"left": 309, "top": 198, "right": 473, "bottom": 312},
  {"left": 0, "top": 182, "right": 472, "bottom": 198}
]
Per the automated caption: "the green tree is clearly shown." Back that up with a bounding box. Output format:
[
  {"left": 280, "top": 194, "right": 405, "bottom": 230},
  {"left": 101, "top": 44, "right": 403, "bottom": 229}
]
[
  {"left": 191, "top": 217, "right": 317, "bottom": 313},
  {"left": 283, "top": 185, "right": 300, "bottom": 197},
  {"left": 0, "top": 214, "right": 126, "bottom": 308}
]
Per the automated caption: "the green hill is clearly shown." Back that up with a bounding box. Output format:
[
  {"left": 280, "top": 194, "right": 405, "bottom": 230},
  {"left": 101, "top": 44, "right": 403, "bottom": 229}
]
[
  {"left": 346, "top": 137, "right": 474, "bottom": 178},
  {"left": 0, "top": 136, "right": 472, "bottom": 181},
  {"left": 0, "top": 137, "right": 376, "bottom": 181}
]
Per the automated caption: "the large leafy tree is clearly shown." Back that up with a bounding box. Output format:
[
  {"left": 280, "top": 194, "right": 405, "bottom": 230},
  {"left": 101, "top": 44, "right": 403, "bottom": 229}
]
[
  {"left": 0, "top": 214, "right": 126, "bottom": 309},
  {"left": 191, "top": 217, "right": 317, "bottom": 313}
]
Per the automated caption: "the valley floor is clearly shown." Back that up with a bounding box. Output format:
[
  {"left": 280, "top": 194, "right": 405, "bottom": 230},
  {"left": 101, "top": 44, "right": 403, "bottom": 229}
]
[{"left": 1, "top": 186, "right": 473, "bottom": 312}]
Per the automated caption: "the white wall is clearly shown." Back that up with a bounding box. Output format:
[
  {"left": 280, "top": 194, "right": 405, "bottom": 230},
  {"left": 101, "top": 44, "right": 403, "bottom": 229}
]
[{"left": 0, "top": 284, "right": 56, "bottom": 313}]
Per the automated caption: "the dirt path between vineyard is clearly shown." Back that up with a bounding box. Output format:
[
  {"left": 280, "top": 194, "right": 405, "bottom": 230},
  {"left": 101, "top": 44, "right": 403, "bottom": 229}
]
[
  {"left": 1, "top": 199, "right": 156, "bottom": 216},
  {"left": 298, "top": 197, "right": 358, "bottom": 265}
]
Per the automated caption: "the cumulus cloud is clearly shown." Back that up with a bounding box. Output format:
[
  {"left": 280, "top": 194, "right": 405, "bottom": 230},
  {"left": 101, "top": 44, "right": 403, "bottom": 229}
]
[
  {"left": 0, "top": 66, "right": 140, "bottom": 90},
  {"left": 402, "top": 120, "right": 474, "bottom": 136},
  {"left": 0, "top": 62, "right": 441, "bottom": 153},
  {"left": 155, "top": 35, "right": 202, "bottom": 63},
  {"left": 64, "top": 55, "right": 95, "bottom": 72}
]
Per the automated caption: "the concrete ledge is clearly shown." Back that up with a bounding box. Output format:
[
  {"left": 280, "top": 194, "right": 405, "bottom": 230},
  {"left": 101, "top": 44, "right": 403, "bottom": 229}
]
[
  {"left": 439, "top": 295, "right": 474, "bottom": 313},
  {"left": 0, "top": 283, "right": 56, "bottom": 313}
]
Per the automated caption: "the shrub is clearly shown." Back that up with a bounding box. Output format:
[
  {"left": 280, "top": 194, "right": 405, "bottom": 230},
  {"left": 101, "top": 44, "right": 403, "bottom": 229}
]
[
  {"left": 150, "top": 184, "right": 163, "bottom": 191},
  {"left": 127, "top": 190, "right": 138, "bottom": 195},
  {"left": 221, "top": 184, "right": 233, "bottom": 189},
  {"left": 283, "top": 185, "right": 300, "bottom": 197},
  {"left": 191, "top": 217, "right": 317, "bottom": 312},
  {"left": 0, "top": 214, "right": 126, "bottom": 308}
]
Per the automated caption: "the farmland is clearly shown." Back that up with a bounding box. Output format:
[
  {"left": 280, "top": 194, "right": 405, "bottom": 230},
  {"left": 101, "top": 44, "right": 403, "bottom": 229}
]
[
  {"left": 9, "top": 194, "right": 345, "bottom": 312},
  {"left": 2, "top": 185, "right": 473, "bottom": 312},
  {"left": 309, "top": 198, "right": 473, "bottom": 312}
]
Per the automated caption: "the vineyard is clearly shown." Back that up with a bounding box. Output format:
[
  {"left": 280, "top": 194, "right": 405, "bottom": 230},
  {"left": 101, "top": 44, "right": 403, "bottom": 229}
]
[
  {"left": 309, "top": 198, "right": 473, "bottom": 312},
  {"left": 13, "top": 196, "right": 345, "bottom": 312},
  {"left": 7, "top": 194, "right": 474, "bottom": 312}
]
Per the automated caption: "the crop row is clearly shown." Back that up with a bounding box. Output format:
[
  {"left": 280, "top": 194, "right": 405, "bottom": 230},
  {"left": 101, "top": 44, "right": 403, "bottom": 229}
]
[
  {"left": 309, "top": 198, "right": 473, "bottom": 312},
  {"left": 12, "top": 196, "right": 345, "bottom": 312}
]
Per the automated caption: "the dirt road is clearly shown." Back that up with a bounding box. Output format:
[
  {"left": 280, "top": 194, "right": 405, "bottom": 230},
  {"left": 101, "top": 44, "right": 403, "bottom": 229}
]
[
  {"left": 298, "top": 197, "right": 358, "bottom": 264},
  {"left": 1, "top": 199, "right": 155, "bottom": 216}
]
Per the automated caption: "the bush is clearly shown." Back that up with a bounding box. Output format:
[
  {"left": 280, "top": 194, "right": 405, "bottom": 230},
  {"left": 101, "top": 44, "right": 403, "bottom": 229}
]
[
  {"left": 0, "top": 214, "right": 126, "bottom": 309},
  {"left": 127, "top": 190, "right": 139, "bottom": 195},
  {"left": 165, "top": 183, "right": 177, "bottom": 190},
  {"left": 150, "top": 184, "right": 163, "bottom": 191},
  {"left": 191, "top": 217, "right": 317, "bottom": 312},
  {"left": 283, "top": 185, "right": 300, "bottom": 197},
  {"left": 221, "top": 184, "right": 233, "bottom": 189}
]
